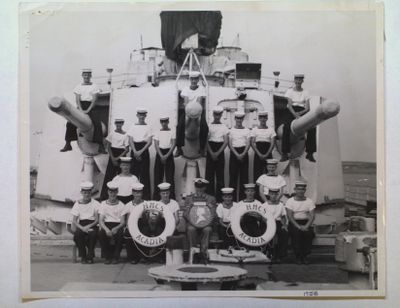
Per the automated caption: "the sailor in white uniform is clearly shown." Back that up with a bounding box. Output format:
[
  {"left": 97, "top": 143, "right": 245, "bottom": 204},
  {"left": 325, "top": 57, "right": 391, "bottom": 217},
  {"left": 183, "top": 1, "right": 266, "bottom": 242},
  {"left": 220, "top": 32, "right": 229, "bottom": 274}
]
[
  {"left": 256, "top": 159, "right": 287, "bottom": 203},
  {"left": 111, "top": 157, "right": 139, "bottom": 204},
  {"left": 127, "top": 108, "right": 153, "bottom": 200},
  {"left": 228, "top": 111, "right": 251, "bottom": 201},
  {"left": 71, "top": 181, "right": 100, "bottom": 264},
  {"left": 153, "top": 115, "right": 176, "bottom": 199},
  {"left": 205, "top": 106, "right": 229, "bottom": 202}
]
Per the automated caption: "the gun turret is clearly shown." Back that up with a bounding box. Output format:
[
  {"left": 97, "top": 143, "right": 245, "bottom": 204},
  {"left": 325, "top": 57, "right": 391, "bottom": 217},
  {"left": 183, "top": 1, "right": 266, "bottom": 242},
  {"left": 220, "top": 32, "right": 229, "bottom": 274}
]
[{"left": 48, "top": 97, "right": 106, "bottom": 156}]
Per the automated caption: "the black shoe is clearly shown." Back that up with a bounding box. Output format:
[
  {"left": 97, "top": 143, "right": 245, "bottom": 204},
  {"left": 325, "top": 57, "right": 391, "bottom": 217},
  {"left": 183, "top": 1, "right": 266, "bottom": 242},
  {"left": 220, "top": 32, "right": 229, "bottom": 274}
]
[
  {"left": 302, "top": 257, "right": 310, "bottom": 265},
  {"left": 60, "top": 143, "right": 72, "bottom": 152},
  {"left": 130, "top": 259, "right": 140, "bottom": 264},
  {"left": 295, "top": 258, "right": 302, "bottom": 265},
  {"left": 80, "top": 258, "right": 87, "bottom": 264},
  {"left": 306, "top": 153, "right": 316, "bottom": 162},
  {"left": 87, "top": 259, "right": 94, "bottom": 264},
  {"left": 280, "top": 154, "right": 289, "bottom": 162},
  {"left": 104, "top": 259, "right": 112, "bottom": 265},
  {"left": 111, "top": 259, "right": 119, "bottom": 264}
]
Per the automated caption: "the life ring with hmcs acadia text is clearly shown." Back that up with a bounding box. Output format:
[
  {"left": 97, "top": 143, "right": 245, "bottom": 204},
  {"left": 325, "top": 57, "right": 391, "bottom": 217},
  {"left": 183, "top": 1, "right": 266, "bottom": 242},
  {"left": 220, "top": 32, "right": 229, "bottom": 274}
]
[
  {"left": 127, "top": 201, "right": 175, "bottom": 248},
  {"left": 230, "top": 203, "right": 276, "bottom": 247}
]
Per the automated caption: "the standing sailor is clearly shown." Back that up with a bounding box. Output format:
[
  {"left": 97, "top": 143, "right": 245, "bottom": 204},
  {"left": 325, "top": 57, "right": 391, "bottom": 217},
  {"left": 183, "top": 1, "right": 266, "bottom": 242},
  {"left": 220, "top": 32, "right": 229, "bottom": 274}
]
[
  {"left": 153, "top": 115, "right": 176, "bottom": 200},
  {"left": 98, "top": 182, "right": 126, "bottom": 264},
  {"left": 205, "top": 106, "right": 229, "bottom": 202},
  {"left": 184, "top": 178, "right": 217, "bottom": 264},
  {"left": 263, "top": 187, "right": 288, "bottom": 263},
  {"left": 111, "top": 157, "right": 139, "bottom": 204},
  {"left": 60, "top": 68, "right": 102, "bottom": 152},
  {"left": 251, "top": 111, "right": 276, "bottom": 188},
  {"left": 285, "top": 180, "right": 315, "bottom": 264},
  {"left": 280, "top": 74, "right": 316, "bottom": 162},
  {"left": 175, "top": 71, "right": 209, "bottom": 157},
  {"left": 256, "top": 159, "right": 287, "bottom": 203},
  {"left": 127, "top": 108, "right": 152, "bottom": 200},
  {"left": 70, "top": 181, "right": 100, "bottom": 264},
  {"left": 228, "top": 111, "right": 251, "bottom": 201},
  {"left": 100, "top": 118, "right": 129, "bottom": 200}
]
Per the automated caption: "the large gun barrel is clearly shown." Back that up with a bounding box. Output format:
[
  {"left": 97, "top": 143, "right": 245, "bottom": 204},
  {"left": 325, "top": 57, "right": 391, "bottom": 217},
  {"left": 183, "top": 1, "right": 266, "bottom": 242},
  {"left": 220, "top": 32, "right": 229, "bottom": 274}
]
[
  {"left": 291, "top": 99, "right": 340, "bottom": 138},
  {"left": 48, "top": 97, "right": 94, "bottom": 141}
]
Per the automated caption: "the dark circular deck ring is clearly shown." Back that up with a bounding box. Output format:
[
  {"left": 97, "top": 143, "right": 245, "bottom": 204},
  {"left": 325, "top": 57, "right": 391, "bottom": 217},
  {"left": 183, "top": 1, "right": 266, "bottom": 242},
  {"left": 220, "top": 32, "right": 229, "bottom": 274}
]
[{"left": 178, "top": 266, "right": 218, "bottom": 273}]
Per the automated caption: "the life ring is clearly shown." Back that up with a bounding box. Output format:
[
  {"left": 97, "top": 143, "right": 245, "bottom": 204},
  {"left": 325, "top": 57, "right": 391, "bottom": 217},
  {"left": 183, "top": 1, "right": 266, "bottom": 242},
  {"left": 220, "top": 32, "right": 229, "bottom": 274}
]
[
  {"left": 127, "top": 201, "right": 175, "bottom": 248},
  {"left": 230, "top": 203, "right": 276, "bottom": 247}
]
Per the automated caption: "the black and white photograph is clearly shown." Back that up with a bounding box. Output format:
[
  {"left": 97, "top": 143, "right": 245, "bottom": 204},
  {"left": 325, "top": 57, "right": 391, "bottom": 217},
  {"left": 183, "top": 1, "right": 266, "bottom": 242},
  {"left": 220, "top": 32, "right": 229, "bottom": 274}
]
[{"left": 21, "top": 1, "right": 384, "bottom": 298}]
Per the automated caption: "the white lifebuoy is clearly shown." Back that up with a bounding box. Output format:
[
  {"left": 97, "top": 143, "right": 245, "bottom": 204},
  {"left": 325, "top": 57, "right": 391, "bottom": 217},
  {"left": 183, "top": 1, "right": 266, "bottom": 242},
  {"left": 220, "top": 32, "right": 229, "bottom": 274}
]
[
  {"left": 230, "top": 203, "right": 276, "bottom": 247},
  {"left": 127, "top": 201, "right": 175, "bottom": 248}
]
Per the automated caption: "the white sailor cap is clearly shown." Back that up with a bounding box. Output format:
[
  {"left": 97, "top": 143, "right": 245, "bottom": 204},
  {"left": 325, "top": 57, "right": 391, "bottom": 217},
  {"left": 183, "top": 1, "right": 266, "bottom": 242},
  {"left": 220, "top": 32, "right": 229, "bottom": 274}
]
[
  {"left": 114, "top": 118, "right": 124, "bottom": 123},
  {"left": 221, "top": 187, "right": 234, "bottom": 194},
  {"left": 119, "top": 157, "right": 132, "bottom": 163},
  {"left": 234, "top": 111, "right": 245, "bottom": 118},
  {"left": 136, "top": 107, "right": 148, "bottom": 114},
  {"left": 194, "top": 178, "right": 209, "bottom": 186},
  {"left": 267, "top": 187, "right": 280, "bottom": 193},
  {"left": 82, "top": 68, "right": 92, "bottom": 73},
  {"left": 213, "top": 106, "right": 224, "bottom": 114},
  {"left": 294, "top": 74, "right": 305, "bottom": 79},
  {"left": 189, "top": 71, "right": 200, "bottom": 78},
  {"left": 266, "top": 159, "right": 279, "bottom": 165},
  {"left": 80, "top": 181, "right": 94, "bottom": 190},
  {"left": 294, "top": 180, "right": 307, "bottom": 187},
  {"left": 131, "top": 182, "right": 144, "bottom": 191},
  {"left": 158, "top": 182, "right": 171, "bottom": 191},
  {"left": 244, "top": 183, "right": 256, "bottom": 189},
  {"left": 107, "top": 181, "right": 118, "bottom": 190},
  {"left": 159, "top": 115, "right": 169, "bottom": 121},
  {"left": 258, "top": 111, "right": 268, "bottom": 117}
]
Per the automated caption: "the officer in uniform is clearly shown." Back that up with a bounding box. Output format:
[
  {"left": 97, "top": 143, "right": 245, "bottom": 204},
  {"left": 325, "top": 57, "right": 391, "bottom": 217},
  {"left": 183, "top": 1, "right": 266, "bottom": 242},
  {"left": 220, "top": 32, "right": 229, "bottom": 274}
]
[
  {"left": 183, "top": 178, "right": 217, "bottom": 264},
  {"left": 205, "top": 105, "right": 229, "bottom": 202},
  {"left": 280, "top": 74, "right": 316, "bottom": 162},
  {"left": 228, "top": 111, "right": 251, "bottom": 201},
  {"left": 127, "top": 108, "right": 152, "bottom": 200},
  {"left": 285, "top": 180, "right": 315, "bottom": 264},
  {"left": 153, "top": 115, "right": 176, "bottom": 200}
]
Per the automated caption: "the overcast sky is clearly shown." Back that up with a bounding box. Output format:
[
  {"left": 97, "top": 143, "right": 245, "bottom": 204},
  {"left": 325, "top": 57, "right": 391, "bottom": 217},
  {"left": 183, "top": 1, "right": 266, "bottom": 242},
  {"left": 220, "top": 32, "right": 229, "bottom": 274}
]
[{"left": 27, "top": 4, "right": 377, "bottom": 165}]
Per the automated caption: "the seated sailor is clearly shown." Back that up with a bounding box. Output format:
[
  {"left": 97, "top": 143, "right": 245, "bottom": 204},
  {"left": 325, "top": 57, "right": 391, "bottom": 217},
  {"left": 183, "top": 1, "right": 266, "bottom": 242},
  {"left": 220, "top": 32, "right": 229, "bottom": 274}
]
[
  {"left": 237, "top": 183, "right": 266, "bottom": 248},
  {"left": 111, "top": 157, "right": 139, "bottom": 204},
  {"left": 153, "top": 115, "right": 176, "bottom": 200},
  {"left": 60, "top": 68, "right": 103, "bottom": 152},
  {"left": 280, "top": 74, "right": 316, "bottom": 162},
  {"left": 124, "top": 183, "right": 153, "bottom": 264},
  {"left": 101, "top": 118, "right": 129, "bottom": 200},
  {"left": 285, "top": 180, "right": 315, "bottom": 265},
  {"left": 216, "top": 187, "right": 238, "bottom": 249},
  {"left": 263, "top": 187, "right": 289, "bottom": 263},
  {"left": 256, "top": 159, "right": 287, "bottom": 203},
  {"left": 98, "top": 181, "right": 126, "bottom": 265},
  {"left": 183, "top": 178, "right": 217, "bottom": 264},
  {"left": 70, "top": 181, "right": 100, "bottom": 264},
  {"left": 157, "top": 182, "right": 180, "bottom": 228}
]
